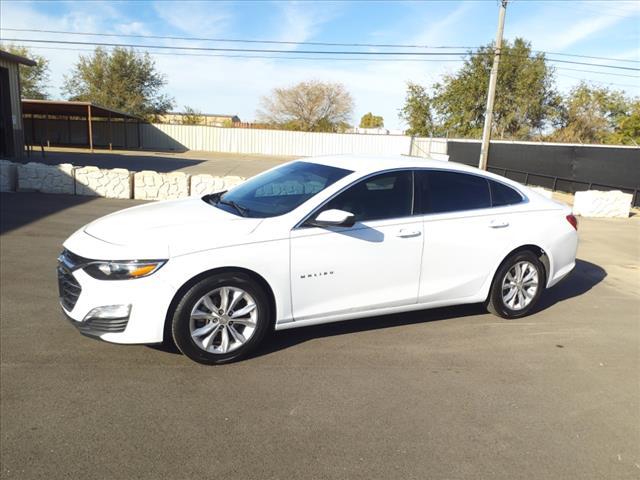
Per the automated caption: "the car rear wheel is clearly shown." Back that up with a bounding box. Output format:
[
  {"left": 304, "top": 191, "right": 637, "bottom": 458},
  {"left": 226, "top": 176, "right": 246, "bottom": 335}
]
[
  {"left": 171, "top": 273, "right": 270, "bottom": 364},
  {"left": 486, "top": 250, "right": 545, "bottom": 319}
]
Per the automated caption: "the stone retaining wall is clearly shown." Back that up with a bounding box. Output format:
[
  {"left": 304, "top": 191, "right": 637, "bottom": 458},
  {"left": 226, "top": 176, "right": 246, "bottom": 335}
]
[
  {"left": 1, "top": 161, "right": 245, "bottom": 200},
  {"left": 133, "top": 171, "right": 190, "bottom": 200},
  {"left": 75, "top": 166, "right": 132, "bottom": 199},
  {"left": 17, "top": 162, "right": 75, "bottom": 194}
]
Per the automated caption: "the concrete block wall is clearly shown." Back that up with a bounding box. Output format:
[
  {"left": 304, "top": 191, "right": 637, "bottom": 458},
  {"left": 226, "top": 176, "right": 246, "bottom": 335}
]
[
  {"left": 190, "top": 174, "right": 227, "bottom": 195},
  {"left": 189, "top": 174, "right": 246, "bottom": 196},
  {"left": 17, "top": 162, "right": 75, "bottom": 194},
  {"left": 0, "top": 160, "right": 17, "bottom": 192},
  {"left": 3, "top": 161, "right": 246, "bottom": 201},
  {"left": 133, "top": 171, "right": 190, "bottom": 200},
  {"left": 75, "top": 166, "right": 132, "bottom": 199},
  {"left": 573, "top": 190, "right": 632, "bottom": 218}
]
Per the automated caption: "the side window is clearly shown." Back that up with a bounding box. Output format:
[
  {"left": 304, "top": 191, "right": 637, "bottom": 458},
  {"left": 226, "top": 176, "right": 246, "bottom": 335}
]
[
  {"left": 415, "top": 170, "right": 491, "bottom": 214},
  {"left": 322, "top": 171, "right": 413, "bottom": 222},
  {"left": 489, "top": 180, "right": 523, "bottom": 207}
]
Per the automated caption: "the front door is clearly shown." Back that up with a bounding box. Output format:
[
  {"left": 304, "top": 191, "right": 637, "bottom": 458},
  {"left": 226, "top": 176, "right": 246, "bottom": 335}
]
[{"left": 290, "top": 170, "right": 423, "bottom": 322}]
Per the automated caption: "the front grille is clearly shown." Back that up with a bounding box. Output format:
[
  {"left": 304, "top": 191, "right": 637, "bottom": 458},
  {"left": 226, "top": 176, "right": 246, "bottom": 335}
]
[
  {"left": 57, "top": 265, "right": 81, "bottom": 311},
  {"left": 77, "top": 317, "right": 129, "bottom": 334}
]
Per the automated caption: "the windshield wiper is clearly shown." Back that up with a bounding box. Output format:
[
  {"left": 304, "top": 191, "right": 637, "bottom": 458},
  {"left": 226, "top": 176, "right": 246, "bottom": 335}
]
[{"left": 218, "top": 198, "right": 249, "bottom": 217}]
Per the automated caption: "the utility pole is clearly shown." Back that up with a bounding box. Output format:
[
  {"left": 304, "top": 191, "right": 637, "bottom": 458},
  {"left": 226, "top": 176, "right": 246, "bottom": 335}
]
[{"left": 478, "top": 0, "right": 508, "bottom": 170}]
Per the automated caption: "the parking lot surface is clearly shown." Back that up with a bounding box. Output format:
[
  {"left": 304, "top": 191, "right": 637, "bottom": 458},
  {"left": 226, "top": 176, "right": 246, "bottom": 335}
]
[
  {"left": 1, "top": 193, "right": 638, "bottom": 479},
  {"left": 24, "top": 147, "right": 295, "bottom": 177}
]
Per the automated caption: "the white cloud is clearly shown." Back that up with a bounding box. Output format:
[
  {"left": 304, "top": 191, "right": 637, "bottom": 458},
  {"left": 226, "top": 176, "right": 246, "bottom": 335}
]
[
  {"left": 274, "top": 1, "right": 339, "bottom": 44},
  {"left": 507, "top": 0, "right": 640, "bottom": 51},
  {"left": 412, "top": 1, "right": 474, "bottom": 46},
  {"left": 152, "top": 1, "right": 230, "bottom": 36}
]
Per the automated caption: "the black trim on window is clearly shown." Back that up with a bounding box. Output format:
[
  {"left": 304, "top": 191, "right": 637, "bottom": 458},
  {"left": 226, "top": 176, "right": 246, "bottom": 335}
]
[{"left": 295, "top": 167, "right": 528, "bottom": 229}]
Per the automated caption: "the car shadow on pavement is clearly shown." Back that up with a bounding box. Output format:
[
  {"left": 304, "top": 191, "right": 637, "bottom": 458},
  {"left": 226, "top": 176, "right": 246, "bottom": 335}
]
[
  {"left": 250, "top": 303, "right": 488, "bottom": 359},
  {"left": 533, "top": 258, "right": 606, "bottom": 312},
  {"left": 150, "top": 258, "right": 607, "bottom": 360},
  {"left": 249, "top": 258, "right": 607, "bottom": 360},
  {"left": 0, "top": 192, "right": 97, "bottom": 236}
]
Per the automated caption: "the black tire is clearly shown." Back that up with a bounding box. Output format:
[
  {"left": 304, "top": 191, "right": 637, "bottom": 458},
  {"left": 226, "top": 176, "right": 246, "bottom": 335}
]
[
  {"left": 486, "top": 250, "right": 546, "bottom": 319},
  {"left": 171, "top": 272, "right": 271, "bottom": 364}
]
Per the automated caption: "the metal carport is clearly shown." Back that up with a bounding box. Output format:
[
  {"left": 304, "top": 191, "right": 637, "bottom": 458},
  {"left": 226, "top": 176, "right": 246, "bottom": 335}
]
[{"left": 22, "top": 99, "right": 143, "bottom": 152}]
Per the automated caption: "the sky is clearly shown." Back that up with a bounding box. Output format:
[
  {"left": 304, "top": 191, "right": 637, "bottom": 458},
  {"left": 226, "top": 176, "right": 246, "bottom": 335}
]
[{"left": 1, "top": 0, "right": 638, "bottom": 130}]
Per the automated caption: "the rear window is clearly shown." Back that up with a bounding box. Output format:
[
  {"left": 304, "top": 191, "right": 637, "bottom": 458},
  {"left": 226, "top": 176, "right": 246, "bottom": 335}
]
[
  {"left": 415, "top": 171, "right": 491, "bottom": 214},
  {"left": 489, "top": 180, "right": 524, "bottom": 207}
]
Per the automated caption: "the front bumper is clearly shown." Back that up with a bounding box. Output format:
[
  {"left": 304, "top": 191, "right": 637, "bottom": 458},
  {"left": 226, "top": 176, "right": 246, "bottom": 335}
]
[{"left": 58, "top": 261, "right": 176, "bottom": 345}]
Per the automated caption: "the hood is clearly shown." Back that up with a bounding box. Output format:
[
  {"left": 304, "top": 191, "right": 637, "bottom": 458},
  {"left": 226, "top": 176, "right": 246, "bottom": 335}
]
[{"left": 83, "top": 196, "right": 263, "bottom": 257}]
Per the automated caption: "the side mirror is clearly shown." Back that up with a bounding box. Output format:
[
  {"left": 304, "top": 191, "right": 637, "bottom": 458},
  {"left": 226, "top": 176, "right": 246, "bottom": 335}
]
[{"left": 309, "top": 209, "right": 356, "bottom": 228}]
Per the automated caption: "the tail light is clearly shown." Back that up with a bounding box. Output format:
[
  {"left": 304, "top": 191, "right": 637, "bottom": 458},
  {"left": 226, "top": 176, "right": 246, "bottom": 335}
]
[{"left": 566, "top": 214, "right": 578, "bottom": 231}]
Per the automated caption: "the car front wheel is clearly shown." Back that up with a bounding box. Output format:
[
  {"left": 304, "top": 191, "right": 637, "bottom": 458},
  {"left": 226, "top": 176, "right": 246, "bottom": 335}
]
[
  {"left": 171, "top": 272, "right": 270, "bottom": 364},
  {"left": 486, "top": 251, "right": 545, "bottom": 319}
]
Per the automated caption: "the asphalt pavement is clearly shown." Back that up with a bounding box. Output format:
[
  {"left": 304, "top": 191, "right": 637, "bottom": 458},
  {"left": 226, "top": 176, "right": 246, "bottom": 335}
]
[
  {"left": 22, "top": 147, "right": 294, "bottom": 176},
  {"left": 1, "top": 192, "right": 638, "bottom": 479}
]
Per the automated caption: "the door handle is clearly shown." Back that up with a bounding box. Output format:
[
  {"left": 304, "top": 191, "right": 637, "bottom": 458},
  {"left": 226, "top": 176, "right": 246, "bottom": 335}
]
[
  {"left": 489, "top": 220, "right": 509, "bottom": 229},
  {"left": 396, "top": 229, "right": 421, "bottom": 238}
]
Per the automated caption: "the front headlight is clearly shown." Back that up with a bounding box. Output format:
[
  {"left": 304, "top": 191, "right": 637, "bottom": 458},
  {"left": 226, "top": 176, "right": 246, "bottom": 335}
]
[{"left": 83, "top": 260, "right": 166, "bottom": 280}]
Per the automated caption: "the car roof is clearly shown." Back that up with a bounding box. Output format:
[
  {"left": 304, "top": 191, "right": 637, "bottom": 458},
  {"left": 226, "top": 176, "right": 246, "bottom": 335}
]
[
  {"left": 303, "top": 154, "right": 484, "bottom": 176},
  {"left": 301, "top": 154, "right": 549, "bottom": 203}
]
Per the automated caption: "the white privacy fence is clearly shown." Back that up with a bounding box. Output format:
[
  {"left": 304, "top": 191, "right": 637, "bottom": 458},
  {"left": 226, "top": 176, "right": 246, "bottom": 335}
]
[{"left": 140, "top": 123, "right": 448, "bottom": 158}]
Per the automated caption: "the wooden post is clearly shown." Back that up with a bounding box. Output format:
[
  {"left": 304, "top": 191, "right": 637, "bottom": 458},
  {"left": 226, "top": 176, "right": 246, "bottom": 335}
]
[
  {"left": 30, "top": 115, "right": 36, "bottom": 148},
  {"left": 87, "top": 104, "right": 94, "bottom": 152},
  {"left": 108, "top": 111, "right": 113, "bottom": 150},
  {"left": 45, "top": 114, "right": 50, "bottom": 148}
]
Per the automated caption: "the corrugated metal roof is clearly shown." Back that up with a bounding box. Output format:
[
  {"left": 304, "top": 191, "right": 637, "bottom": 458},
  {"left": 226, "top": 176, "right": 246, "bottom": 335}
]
[
  {"left": 22, "top": 99, "right": 141, "bottom": 120},
  {"left": 0, "top": 49, "right": 37, "bottom": 67}
]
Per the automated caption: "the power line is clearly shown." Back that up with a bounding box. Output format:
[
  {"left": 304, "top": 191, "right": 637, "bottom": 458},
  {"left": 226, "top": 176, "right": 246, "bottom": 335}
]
[
  {"left": 555, "top": 66, "right": 639, "bottom": 79},
  {"left": 0, "top": 28, "right": 474, "bottom": 50},
  {"left": 2, "top": 27, "right": 638, "bottom": 64},
  {"left": 556, "top": 74, "right": 639, "bottom": 89},
  {"left": 20, "top": 45, "right": 640, "bottom": 79},
  {"left": 21, "top": 45, "right": 469, "bottom": 63},
  {"left": 3, "top": 37, "right": 640, "bottom": 71},
  {"left": 0, "top": 38, "right": 472, "bottom": 56}
]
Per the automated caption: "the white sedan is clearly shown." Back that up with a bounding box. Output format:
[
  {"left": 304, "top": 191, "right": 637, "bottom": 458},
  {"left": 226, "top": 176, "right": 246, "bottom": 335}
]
[{"left": 59, "top": 155, "right": 578, "bottom": 364}]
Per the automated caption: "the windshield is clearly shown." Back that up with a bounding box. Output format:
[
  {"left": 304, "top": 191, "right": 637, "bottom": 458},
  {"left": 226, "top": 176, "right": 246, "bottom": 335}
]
[{"left": 208, "top": 161, "right": 353, "bottom": 218}]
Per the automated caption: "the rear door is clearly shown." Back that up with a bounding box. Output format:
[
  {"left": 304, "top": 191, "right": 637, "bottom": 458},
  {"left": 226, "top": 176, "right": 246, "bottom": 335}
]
[{"left": 414, "top": 170, "right": 521, "bottom": 303}]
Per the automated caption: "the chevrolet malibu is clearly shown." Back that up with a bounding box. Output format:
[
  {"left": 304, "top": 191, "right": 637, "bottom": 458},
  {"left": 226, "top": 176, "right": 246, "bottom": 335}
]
[{"left": 58, "top": 155, "right": 578, "bottom": 364}]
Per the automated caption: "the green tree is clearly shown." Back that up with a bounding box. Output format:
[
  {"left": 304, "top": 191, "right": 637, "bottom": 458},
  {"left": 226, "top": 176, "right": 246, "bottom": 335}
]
[
  {"left": 549, "top": 82, "right": 636, "bottom": 145},
  {"left": 181, "top": 106, "right": 204, "bottom": 125},
  {"left": 257, "top": 80, "right": 353, "bottom": 132},
  {"left": 359, "top": 112, "right": 384, "bottom": 128},
  {"left": 399, "top": 82, "right": 436, "bottom": 136},
  {"left": 63, "top": 47, "right": 174, "bottom": 120},
  {"left": 610, "top": 100, "right": 640, "bottom": 146},
  {"left": 400, "top": 38, "right": 561, "bottom": 140},
  {"left": 1, "top": 44, "right": 50, "bottom": 99}
]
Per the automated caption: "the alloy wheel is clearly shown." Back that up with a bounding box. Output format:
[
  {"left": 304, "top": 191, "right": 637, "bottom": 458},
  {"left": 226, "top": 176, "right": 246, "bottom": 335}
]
[
  {"left": 501, "top": 261, "right": 539, "bottom": 311},
  {"left": 189, "top": 286, "right": 258, "bottom": 354}
]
